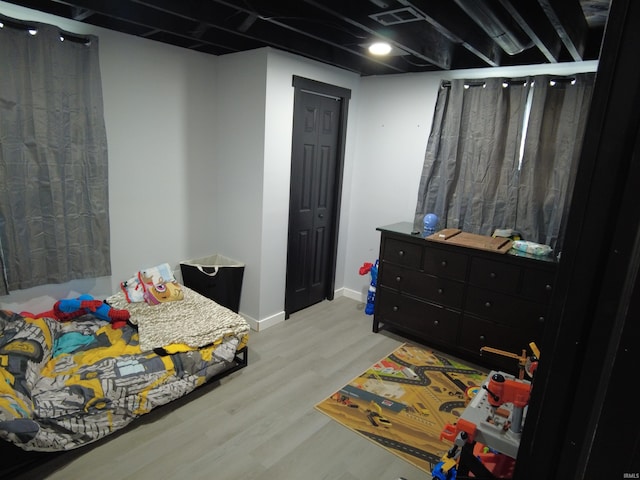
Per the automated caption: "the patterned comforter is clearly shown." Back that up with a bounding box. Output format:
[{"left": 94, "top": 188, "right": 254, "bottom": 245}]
[{"left": 0, "top": 291, "right": 249, "bottom": 452}]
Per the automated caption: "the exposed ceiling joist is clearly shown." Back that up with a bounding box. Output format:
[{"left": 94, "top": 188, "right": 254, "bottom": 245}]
[
  {"left": 401, "top": 0, "right": 505, "bottom": 68},
  {"left": 499, "top": 0, "right": 565, "bottom": 63},
  {"left": 304, "top": 0, "right": 455, "bottom": 70},
  {"left": 454, "top": 0, "right": 533, "bottom": 56},
  {"left": 1, "top": 0, "right": 610, "bottom": 76},
  {"left": 70, "top": 6, "right": 91, "bottom": 21},
  {"left": 538, "top": 0, "right": 590, "bottom": 61}
]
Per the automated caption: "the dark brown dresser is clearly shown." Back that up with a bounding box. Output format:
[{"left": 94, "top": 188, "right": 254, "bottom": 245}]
[{"left": 373, "top": 222, "right": 557, "bottom": 373}]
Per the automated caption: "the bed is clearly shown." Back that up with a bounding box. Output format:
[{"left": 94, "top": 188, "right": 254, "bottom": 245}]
[{"left": 0, "top": 284, "right": 249, "bottom": 478}]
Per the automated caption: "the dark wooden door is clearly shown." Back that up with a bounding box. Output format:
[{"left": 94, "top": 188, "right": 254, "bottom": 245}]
[{"left": 285, "top": 90, "right": 341, "bottom": 315}]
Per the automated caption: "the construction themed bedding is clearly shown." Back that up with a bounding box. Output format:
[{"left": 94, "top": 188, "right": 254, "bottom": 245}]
[{"left": 0, "top": 287, "right": 249, "bottom": 452}]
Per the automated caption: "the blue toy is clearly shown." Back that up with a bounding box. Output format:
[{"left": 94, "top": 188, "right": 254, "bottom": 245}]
[
  {"left": 432, "top": 459, "right": 457, "bottom": 480},
  {"left": 359, "top": 260, "right": 379, "bottom": 315},
  {"left": 423, "top": 213, "right": 439, "bottom": 237},
  {"left": 53, "top": 294, "right": 130, "bottom": 328}
]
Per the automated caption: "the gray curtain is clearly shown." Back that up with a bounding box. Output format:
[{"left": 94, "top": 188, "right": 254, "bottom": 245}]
[
  {"left": 414, "top": 78, "right": 528, "bottom": 234},
  {"left": 516, "top": 73, "right": 595, "bottom": 250},
  {"left": 0, "top": 15, "right": 110, "bottom": 295},
  {"left": 415, "top": 73, "right": 595, "bottom": 252}
]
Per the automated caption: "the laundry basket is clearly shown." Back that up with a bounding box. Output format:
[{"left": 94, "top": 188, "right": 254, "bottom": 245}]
[{"left": 180, "top": 254, "right": 245, "bottom": 313}]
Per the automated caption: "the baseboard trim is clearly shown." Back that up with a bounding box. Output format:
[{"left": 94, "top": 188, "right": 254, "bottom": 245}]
[
  {"left": 249, "top": 288, "right": 365, "bottom": 332},
  {"left": 250, "top": 310, "right": 286, "bottom": 331},
  {"left": 341, "top": 287, "right": 364, "bottom": 302}
]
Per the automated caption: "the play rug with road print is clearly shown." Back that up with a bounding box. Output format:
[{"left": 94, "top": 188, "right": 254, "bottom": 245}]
[{"left": 315, "top": 343, "right": 488, "bottom": 473}]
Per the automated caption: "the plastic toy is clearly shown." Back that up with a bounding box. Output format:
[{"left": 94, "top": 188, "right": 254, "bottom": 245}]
[
  {"left": 432, "top": 441, "right": 515, "bottom": 480},
  {"left": 479, "top": 342, "right": 540, "bottom": 379},
  {"left": 359, "top": 260, "right": 379, "bottom": 315},
  {"left": 50, "top": 294, "right": 130, "bottom": 328},
  {"left": 432, "top": 456, "right": 458, "bottom": 480},
  {"left": 423, "top": 213, "right": 439, "bottom": 237}
]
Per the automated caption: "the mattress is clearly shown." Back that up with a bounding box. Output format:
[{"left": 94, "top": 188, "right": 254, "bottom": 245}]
[{"left": 0, "top": 288, "right": 249, "bottom": 451}]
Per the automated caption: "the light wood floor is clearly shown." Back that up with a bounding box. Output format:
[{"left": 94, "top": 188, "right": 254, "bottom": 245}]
[{"left": 22, "top": 297, "right": 436, "bottom": 480}]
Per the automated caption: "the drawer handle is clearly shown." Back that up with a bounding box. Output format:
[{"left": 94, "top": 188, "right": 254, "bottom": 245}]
[
  {"left": 433, "top": 320, "right": 439, "bottom": 326},
  {"left": 545, "top": 284, "right": 552, "bottom": 291},
  {"left": 392, "top": 305, "right": 399, "bottom": 312},
  {"left": 437, "top": 288, "right": 443, "bottom": 294},
  {"left": 398, "top": 250, "right": 405, "bottom": 256},
  {"left": 484, "top": 301, "right": 492, "bottom": 308},
  {"left": 489, "top": 272, "right": 496, "bottom": 279},
  {"left": 479, "top": 335, "right": 486, "bottom": 341},
  {"left": 395, "top": 276, "right": 402, "bottom": 282},
  {"left": 538, "top": 316, "right": 545, "bottom": 323},
  {"left": 441, "top": 260, "right": 447, "bottom": 267}
]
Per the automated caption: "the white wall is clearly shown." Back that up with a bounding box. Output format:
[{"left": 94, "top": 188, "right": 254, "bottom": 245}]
[
  {"left": 343, "top": 72, "right": 441, "bottom": 302},
  {"left": 258, "top": 49, "right": 361, "bottom": 329},
  {"left": 210, "top": 49, "right": 268, "bottom": 327},
  {"left": 0, "top": 2, "right": 220, "bottom": 313},
  {"left": 101, "top": 26, "right": 220, "bottom": 288},
  {"left": 341, "top": 61, "right": 599, "bottom": 299},
  {"left": 0, "top": 1, "right": 599, "bottom": 330},
  {"left": 0, "top": 2, "right": 362, "bottom": 329}
]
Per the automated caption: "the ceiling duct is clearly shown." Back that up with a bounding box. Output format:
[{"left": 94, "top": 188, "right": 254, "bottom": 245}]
[
  {"left": 454, "top": 0, "right": 533, "bottom": 55},
  {"left": 369, "top": 7, "right": 424, "bottom": 26}
]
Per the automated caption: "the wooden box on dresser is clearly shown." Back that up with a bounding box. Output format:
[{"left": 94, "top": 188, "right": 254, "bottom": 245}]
[{"left": 373, "top": 222, "right": 557, "bottom": 373}]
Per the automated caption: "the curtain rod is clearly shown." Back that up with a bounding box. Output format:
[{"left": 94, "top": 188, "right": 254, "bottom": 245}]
[
  {"left": 441, "top": 75, "right": 578, "bottom": 89},
  {"left": 0, "top": 13, "right": 92, "bottom": 44},
  {"left": 0, "top": 15, "right": 36, "bottom": 32}
]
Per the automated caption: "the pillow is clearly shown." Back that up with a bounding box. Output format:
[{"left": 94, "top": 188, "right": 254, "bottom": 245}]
[
  {"left": 120, "top": 263, "right": 184, "bottom": 304},
  {"left": 142, "top": 280, "right": 184, "bottom": 305},
  {"left": 120, "top": 275, "right": 145, "bottom": 303},
  {"left": 137, "top": 263, "right": 184, "bottom": 305},
  {"left": 137, "top": 263, "right": 175, "bottom": 289}
]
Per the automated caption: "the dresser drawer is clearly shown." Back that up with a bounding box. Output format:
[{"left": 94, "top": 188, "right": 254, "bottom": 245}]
[
  {"left": 379, "top": 263, "right": 465, "bottom": 309},
  {"left": 423, "top": 246, "right": 468, "bottom": 280},
  {"left": 468, "top": 257, "right": 520, "bottom": 294},
  {"left": 459, "top": 315, "right": 541, "bottom": 359},
  {"left": 521, "top": 268, "right": 555, "bottom": 302},
  {"left": 376, "top": 287, "right": 460, "bottom": 345},
  {"left": 382, "top": 238, "right": 423, "bottom": 268},
  {"left": 465, "top": 286, "right": 547, "bottom": 329},
  {"left": 375, "top": 224, "right": 557, "bottom": 369}
]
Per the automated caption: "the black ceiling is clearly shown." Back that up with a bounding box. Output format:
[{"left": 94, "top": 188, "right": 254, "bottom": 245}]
[{"left": 3, "top": 0, "right": 611, "bottom": 76}]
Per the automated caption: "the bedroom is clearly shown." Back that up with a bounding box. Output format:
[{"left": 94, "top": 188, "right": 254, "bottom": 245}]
[{"left": 0, "top": 0, "right": 638, "bottom": 478}]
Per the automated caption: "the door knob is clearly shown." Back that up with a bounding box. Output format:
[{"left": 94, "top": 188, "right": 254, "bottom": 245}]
[{"left": 318, "top": 213, "right": 324, "bottom": 218}]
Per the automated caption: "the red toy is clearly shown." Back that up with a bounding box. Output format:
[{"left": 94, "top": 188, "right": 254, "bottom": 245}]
[
  {"left": 30, "top": 294, "right": 130, "bottom": 329},
  {"left": 359, "top": 260, "right": 379, "bottom": 315}
]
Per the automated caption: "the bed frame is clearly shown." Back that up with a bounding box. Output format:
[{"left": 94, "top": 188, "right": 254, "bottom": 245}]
[{"left": 0, "top": 347, "right": 248, "bottom": 480}]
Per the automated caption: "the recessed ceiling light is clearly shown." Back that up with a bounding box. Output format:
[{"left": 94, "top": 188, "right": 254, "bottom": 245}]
[{"left": 368, "top": 42, "right": 392, "bottom": 55}]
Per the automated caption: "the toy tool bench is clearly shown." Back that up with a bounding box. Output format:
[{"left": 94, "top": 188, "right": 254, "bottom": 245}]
[{"left": 434, "top": 370, "right": 532, "bottom": 480}]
